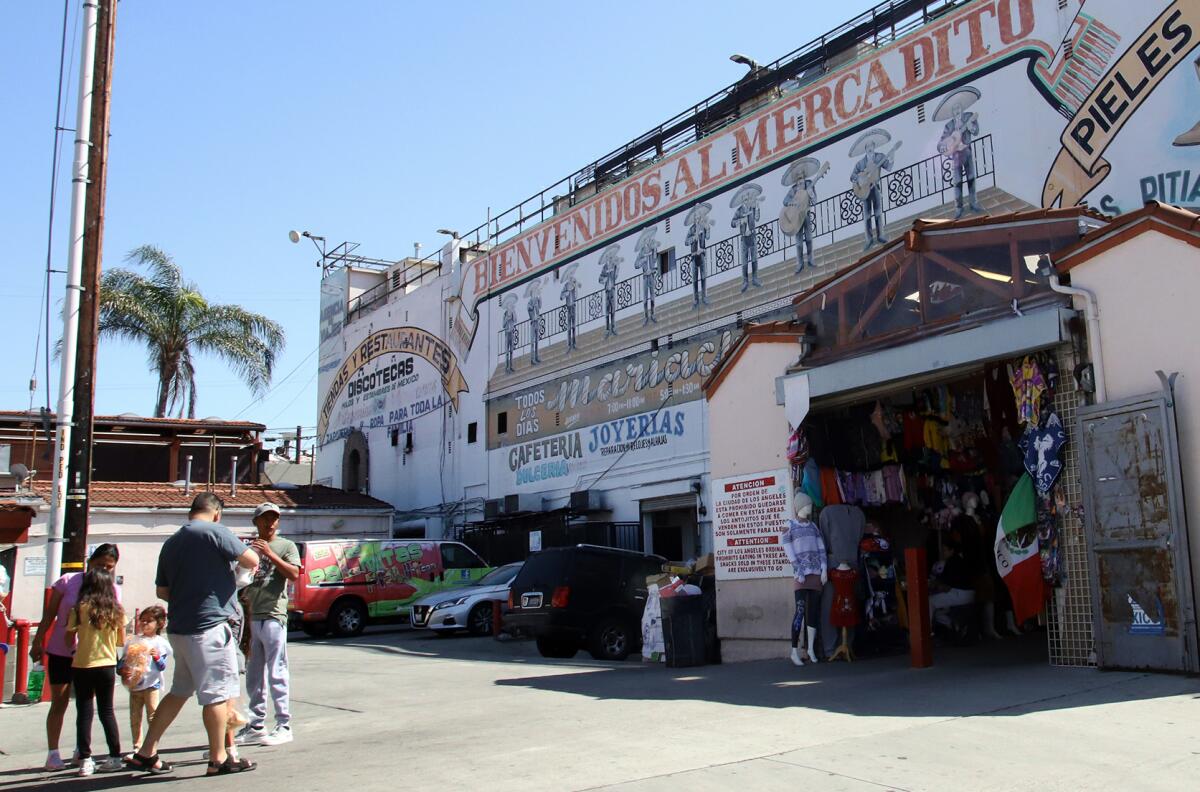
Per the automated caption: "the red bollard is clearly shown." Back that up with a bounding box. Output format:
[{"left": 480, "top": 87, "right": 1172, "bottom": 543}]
[
  {"left": 0, "top": 620, "right": 9, "bottom": 701},
  {"left": 491, "top": 600, "right": 503, "bottom": 637},
  {"left": 13, "top": 620, "right": 31, "bottom": 701},
  {"left": 905, "top": 547, "right": 933, "bottom": 669}
]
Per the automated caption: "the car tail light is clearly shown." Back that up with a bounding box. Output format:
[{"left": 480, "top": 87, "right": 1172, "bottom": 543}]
[
  {"left": 550, "top": 586, "right": 570, "bottom": 608},
  {"left": 507, "top": 590, "right": 514, "bottom": 609}
]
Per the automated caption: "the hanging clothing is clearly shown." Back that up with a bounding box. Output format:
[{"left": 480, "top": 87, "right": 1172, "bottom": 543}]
[
  {"left": 781, "top": 519, "right": 828, "bottom": 582},
  {"left": 864, "top": 470, "right": 887, "bottom": 505},
  {"left": 801, "top": 458, "right": 824, "bottom": 508},
  {"left": 829, "top": 567, "right": 861, "bottom": 628},
  {"left": 1023, "top": 412, "right": 1068, "bottom": 493},
  {"left": 881, "top": 465, "right": 906, "bottom": 503},
  {"left": 818, "top": 505, "right": 866, "bottom": 567},
  {"left": 819, "top": 467, "right": 843, "bottom": 506},
  {"left": 1010, "top": 356, "right": 1047, "bottom": 427}
]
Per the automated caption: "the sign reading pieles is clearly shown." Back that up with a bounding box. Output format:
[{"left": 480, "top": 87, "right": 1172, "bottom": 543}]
[{"left": 712, "top": 471, "right": 793, "bottom": 581}]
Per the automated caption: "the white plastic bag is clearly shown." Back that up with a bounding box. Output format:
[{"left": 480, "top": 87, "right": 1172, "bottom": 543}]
[{"left": 641, "top": 584, "right": 665, "bottom": 662}]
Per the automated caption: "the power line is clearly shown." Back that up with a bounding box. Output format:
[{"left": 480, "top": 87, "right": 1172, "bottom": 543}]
[
  {"left": 263, "top": 371, "right": 319, "bottom": 427},
  {"left": 231, "top": 345, "right": 318, "bottom": 418}
]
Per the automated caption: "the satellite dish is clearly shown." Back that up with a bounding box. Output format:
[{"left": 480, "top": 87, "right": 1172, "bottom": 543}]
[{"left": 288, "top": 230, "right": 301, "bottom": 244}]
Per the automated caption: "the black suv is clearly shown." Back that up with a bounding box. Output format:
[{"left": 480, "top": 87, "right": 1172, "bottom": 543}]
[{"left": 505, "top": 544, "right": 665, "bottom": 661}]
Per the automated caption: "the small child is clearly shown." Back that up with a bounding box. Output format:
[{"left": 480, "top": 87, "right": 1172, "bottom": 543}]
[
  {"left": 118, "top": 605, "right": 170, "bottom": 753},
  {"left": 65, "top": 569, "right": 126, "bottom": 776}
]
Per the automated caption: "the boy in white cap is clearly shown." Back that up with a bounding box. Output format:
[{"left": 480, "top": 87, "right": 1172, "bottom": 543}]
[{"left": 235, "top": 502, "right": 300, "bottom": 747}]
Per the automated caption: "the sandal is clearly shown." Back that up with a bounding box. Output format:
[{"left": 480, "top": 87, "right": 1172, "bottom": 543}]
[
  {"left": 206, "top": 756, "right": 256, "bottom": 776},
  {"left": 124, "top": 753, "right": 173, "bottom": 775}
]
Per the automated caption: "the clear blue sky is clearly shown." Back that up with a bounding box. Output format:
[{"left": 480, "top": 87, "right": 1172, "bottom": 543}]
[{"left": 1, "top": 0, "right": 878, "bottom": 443}]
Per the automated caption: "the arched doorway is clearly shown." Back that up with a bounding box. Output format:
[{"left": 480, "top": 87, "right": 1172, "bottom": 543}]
[{"left": 342, "top": 429, "right": 369, "bottom": 493}]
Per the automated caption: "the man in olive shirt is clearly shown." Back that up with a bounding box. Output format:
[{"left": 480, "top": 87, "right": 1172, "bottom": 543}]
[{"left": 236, "top": 503, "right": 300, "bottom": 747}]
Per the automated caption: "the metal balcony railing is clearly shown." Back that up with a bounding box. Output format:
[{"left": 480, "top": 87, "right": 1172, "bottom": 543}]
[{"left": 497, "top": 135, "right": 995, "bottom": 357}]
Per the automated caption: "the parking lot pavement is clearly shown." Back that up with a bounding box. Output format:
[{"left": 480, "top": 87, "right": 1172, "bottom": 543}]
[{"left": 2, "top": 628, "right": 1199, "bottom": 791}]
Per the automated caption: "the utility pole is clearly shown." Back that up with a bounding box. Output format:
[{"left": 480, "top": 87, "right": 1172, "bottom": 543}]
[
  {"left": 45, "top": 0, "right": 101, "bottom": 587},
  {"left": 62, "top": 0, "right": 118, "bottom": 569}
]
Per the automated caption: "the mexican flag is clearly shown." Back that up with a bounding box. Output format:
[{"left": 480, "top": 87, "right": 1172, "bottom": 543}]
[{"left": 995, "top": 474, "right": 1045, "bottom": 623}]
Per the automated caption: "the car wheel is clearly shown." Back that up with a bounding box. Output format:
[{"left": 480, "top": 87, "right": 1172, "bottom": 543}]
[
  {"left": 467, "top": 602, "right": 494, "bottom": 636},
  {"left": 300, "top": 623, "right": 328, "bottom": 638},
  {"left": 535, "top": 635, "right": 579, "bottom": 659},
  {"left": 588, "top": 617, "right": 633, "bottom": 661},
  {"left": 328, "top": 599, "right": 367, "bottom": 637}
]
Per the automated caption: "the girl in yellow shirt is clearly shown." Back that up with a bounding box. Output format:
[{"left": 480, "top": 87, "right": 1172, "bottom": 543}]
[{"left": 66, "top": 568, "right": 126, "bottom": 776}]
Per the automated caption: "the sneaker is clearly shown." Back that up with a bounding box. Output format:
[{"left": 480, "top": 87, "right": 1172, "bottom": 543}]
[
  {"left": 96, "top": 756, "right": 124, "bottom": 773},
  {"left": 44, "top": 751, "right": 65, "bottom": 771},
  {"left": 259, "top": 726, "right": 293, "bottom": 746},
  {"left": 78, "top": 758, "right": 95, "bottom": 777},
  {"left": 234, "top": 725, "right": 266, "bottom": 746}
]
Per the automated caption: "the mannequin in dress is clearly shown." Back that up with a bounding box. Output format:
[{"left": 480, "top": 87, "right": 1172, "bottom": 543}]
[
  {"left": 781, "top": 492, "right": 827, "bottom": 666},
  {"left": 828, "top": 562, "right": 860, "bottom": 661}
]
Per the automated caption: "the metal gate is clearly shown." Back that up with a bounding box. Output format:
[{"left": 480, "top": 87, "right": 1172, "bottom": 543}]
[{"left": 1078, "top": 380, "right": 1198, "bottom": 672}]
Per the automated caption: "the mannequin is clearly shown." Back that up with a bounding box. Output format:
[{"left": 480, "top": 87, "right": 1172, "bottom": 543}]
[
  {"left": 818, "top": 503, "right": 865, "bottom": 658},
  {"left": 828, "top": 562, "right": 860, "bottom": 661},
  {"left": 781, "top": 492, "right": 827, "bottom": 666}
]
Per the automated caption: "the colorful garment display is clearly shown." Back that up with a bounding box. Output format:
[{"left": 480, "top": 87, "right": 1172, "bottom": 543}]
[
  {"left": 781, "top": 519, "right": 828, "bottom": 581},
  {"left": 1009, "top": 356, "right": 1047, "bottom": 427}
]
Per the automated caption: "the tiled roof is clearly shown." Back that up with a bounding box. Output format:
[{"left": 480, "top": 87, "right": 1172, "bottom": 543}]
[
  {"left": 1055, "top": 202, "right": 1200, "bottom": 272},
  {"left": 0, "top": 410, "right": 265, "bottom": 432},
  {"left": 910, "top": 204, "right": 1109, "bottom": 233},
  {"left": 71, "top": 481, "right": 393, "bottom": 511}
]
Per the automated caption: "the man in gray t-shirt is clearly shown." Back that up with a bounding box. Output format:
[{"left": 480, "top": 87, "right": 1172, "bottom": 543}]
[{"left": 126, "top": 493, "right": 258, "bottom": 776}]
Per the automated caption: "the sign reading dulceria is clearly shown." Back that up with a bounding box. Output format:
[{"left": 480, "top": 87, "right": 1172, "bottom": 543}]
[
  {"left": 318, "top": 327, "right": 469, "bottom": 442},
  {"left": 487, "top": 328, "right": 734, "bottom": 448}
]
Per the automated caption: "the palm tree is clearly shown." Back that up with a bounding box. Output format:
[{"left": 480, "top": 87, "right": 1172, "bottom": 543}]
[{"left": 99, "top": 245, "right": 285, "bottom": 418}]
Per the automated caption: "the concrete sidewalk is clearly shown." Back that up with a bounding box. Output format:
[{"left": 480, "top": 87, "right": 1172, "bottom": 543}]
[{"left": 1, "top": 629, "right": 1197, "bottom": 791}]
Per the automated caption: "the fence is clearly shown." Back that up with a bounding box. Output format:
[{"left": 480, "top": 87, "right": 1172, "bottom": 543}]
[{"left": 499, "top": 135, "right": 996, "bottom": 357}]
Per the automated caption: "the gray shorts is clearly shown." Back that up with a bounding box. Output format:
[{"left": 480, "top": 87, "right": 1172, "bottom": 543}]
[{"left": 167, "top": 623, "right": 239, "bottom": 706}]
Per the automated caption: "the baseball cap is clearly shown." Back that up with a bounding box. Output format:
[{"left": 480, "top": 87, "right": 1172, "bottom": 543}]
[{"left": 253, "top": 502, "right": 281, "bottom": 520}]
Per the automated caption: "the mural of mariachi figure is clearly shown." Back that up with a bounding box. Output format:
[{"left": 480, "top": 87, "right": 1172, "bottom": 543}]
[
  {"left": 849, "top": 128, "right": 901, "bottom": 252},
  {"left": 729, "top": 183, "right": 765, "bottom": 292},
  {"left": 634, "top": 226, "right": 661, "bottom": 326},
  {"left": 684, "top": 202, "right": 713, "bottom": 308},
  {"left": 598, "top": 243, "right": 622, "bottom": 339},
  {"left": 525, "top": 277, "right": 543, "bottom": 365},
  {"left": 1175, "top": 57, "right": 1200, "bottom": 147},
  {"left": 934, "top": 86, "right": 985, "bottom": 218},
  {"left": 559, "top": 263, "right": 580, "bottom": 352},
  {"left": 501, "top": 293, "right": 518, "bottom": 373},
  {"left": 780, "top": 157, "right": 829, "bottom": 274}
]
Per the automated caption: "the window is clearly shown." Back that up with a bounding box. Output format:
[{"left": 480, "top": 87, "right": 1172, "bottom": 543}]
[
  {"left": 496, "top": 411, "right": 508, "bottom": 435},
  {"left": 658, "top": 249, "right": 675, "bottom": 274},
  {"left": 467, "top": 422, "right": 478, "bottom": 444},
  {"left": 441, "top": 543, "right": 487, "bottom": 569}
]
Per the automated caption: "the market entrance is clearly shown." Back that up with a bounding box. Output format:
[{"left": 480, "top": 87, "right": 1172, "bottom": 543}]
[{"left": 796, "top": 350, "right": 1071, "bottom": 662}]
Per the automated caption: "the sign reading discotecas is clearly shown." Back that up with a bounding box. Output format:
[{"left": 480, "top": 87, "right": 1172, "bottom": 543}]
[{"left": 712, "top": 471, "right": 793, "bottom": 581}]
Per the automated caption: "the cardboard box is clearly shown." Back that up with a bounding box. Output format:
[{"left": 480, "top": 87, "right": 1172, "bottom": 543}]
[
  {"left": 646, "top": 573, "right": 673, "bottom": 588},
  {"left": 694, "top": 553, "right": 715, "bottom": 575}
]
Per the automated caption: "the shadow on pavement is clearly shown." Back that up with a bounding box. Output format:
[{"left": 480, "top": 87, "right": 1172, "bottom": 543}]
[{"left": 491, "top": 634, "right": 1200, "bottom": 719}]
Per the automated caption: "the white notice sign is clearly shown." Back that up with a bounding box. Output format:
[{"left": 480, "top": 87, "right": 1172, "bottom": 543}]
[
  {"left": 712, "top": 470, "right": 792, "bottom": 581},
  {"left": 23, "top": 556, "right": 47, "bottom": 577}
]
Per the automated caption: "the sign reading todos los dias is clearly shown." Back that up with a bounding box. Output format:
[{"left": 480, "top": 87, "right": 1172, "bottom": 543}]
[
  {"left": 712, "top": 471, "right": 794, "bottom": 581},
  {"left": 318, "top": 327, "right": 469, "bottom": 442}
]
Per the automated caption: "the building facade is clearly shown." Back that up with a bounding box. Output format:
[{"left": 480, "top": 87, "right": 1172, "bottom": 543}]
[{"left": 315, "top": 0, "right": 1200, "bottom": 566}]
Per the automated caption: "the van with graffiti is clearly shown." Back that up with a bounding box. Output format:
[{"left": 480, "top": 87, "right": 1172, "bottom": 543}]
[{"left": 289, "top": 539, "right": 491, "bottom": 637}]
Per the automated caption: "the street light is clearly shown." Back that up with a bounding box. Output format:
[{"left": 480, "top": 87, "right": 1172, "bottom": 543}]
[
  {"left": 729, "top": 53, "right": 761, "bottom": 72},
  {"left": 289, "top": 229, "right": 329, "bottom": 269},
  {"left": 436, "top": 228, "right": 460, "bottom": 240}
]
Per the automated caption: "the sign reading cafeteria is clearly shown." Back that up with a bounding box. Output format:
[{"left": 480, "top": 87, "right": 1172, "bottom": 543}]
[{"left": 712, "top": 471, "right": 794, "bottom": 581}]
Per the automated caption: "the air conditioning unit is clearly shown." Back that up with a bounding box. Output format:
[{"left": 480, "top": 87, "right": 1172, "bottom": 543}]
[
  {"left": 503, "top": 493, "right": 542, "bottom": 514},
  {"left": 484, "top": 499, "right": 504, "bottom": 520},
  {"left": 569, "top": 490, "right": 607, "bottom": 513}
]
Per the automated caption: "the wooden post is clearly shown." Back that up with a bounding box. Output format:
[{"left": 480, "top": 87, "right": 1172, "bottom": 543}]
[{"left": 905, "top": 547, "right": 932, "bottom": 668}]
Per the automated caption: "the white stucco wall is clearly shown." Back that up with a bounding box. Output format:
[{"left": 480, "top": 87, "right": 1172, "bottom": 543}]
[
  {"left": 7, "top": 507, "right": 391, "bottom": 625},
  {"left": 707, "top": 340, "right": 802, "bottom": 661},
  {"left": 1064, "top": 230, "right": 1200, "bottom": 624}
]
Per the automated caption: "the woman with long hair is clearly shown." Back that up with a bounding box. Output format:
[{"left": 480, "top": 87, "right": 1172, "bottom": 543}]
[{"left": 66, "top": 568, "right": 126, "bottom": 776}]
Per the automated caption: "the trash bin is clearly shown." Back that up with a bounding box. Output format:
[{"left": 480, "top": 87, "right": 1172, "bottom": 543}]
[{"left": 661, "top": 594, "right": 706, "bottom": 668}]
